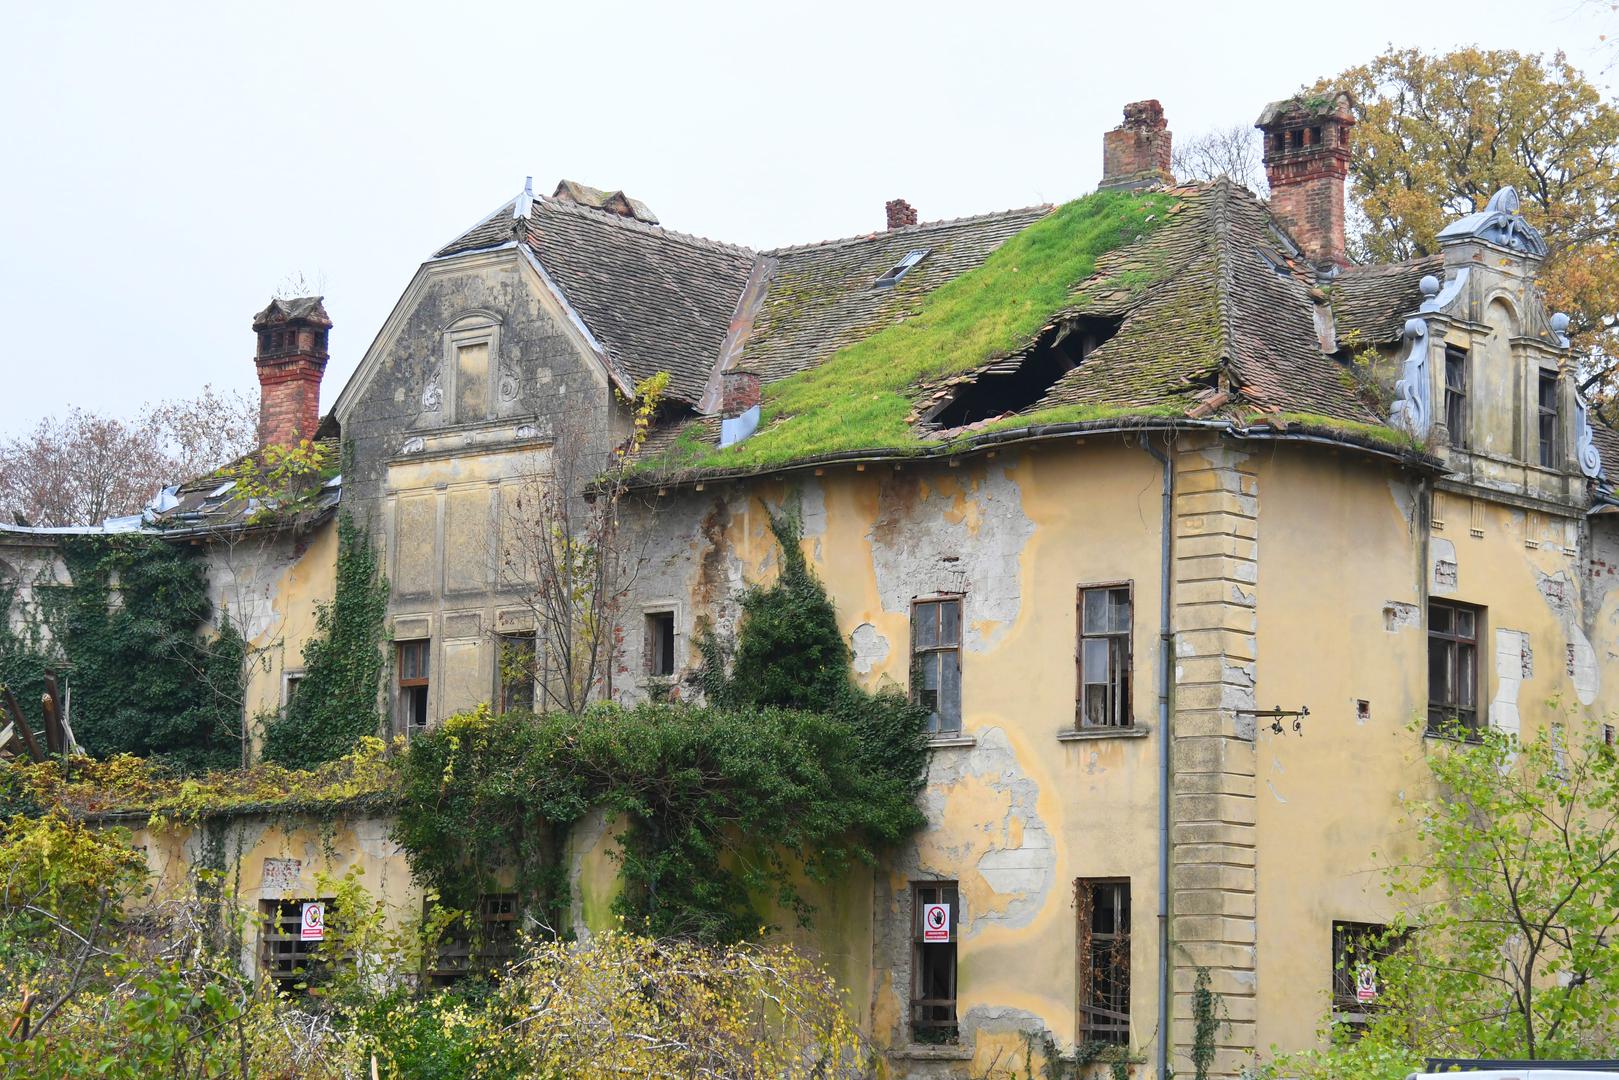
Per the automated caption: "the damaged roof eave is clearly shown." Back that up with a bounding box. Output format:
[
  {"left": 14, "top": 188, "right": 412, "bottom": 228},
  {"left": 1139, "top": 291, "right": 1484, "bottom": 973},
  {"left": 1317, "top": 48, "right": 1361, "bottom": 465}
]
[{"left": 623, "top": 416, "right": 1445, "bottom": 493}]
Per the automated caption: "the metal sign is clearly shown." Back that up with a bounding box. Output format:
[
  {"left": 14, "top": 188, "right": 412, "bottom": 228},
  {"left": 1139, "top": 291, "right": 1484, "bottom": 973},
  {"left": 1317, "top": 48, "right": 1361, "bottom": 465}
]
[
  {"left": 922, "top": 902, "right": 951, "bottom": 942},
  {"left": 1355, "top": 964, "right": 1378, "bottom": 1003},
  {"left": 300, "top": 901, "right": 325, "bottom": 942}
]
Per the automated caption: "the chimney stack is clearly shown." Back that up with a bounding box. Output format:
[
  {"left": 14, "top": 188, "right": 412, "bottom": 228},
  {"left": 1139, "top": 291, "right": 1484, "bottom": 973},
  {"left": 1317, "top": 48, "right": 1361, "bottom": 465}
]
[
  {"left": 252, "top": 297, "right": 331, "bottom": 448},
  {"left": 1256, "top": 91, "right": 1356, "bottom": 271},
  {"left": 886, "top": 198, "right": 918, "bottom": 230},
  {"left": 1099, "top": 100, "right": 1173, "bottom": 190}
]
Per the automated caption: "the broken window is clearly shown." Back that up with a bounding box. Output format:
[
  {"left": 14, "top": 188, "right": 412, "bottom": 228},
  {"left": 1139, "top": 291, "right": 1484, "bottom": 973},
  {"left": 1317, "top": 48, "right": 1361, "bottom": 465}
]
[
  {"left": 426, "top": 893, "right": 520, "bottom": 987},
  {"left": 283, "top": 672, "right": 304, "bottom": 715},
  {"left": 1444, "top": 345, "right": 1468, "bottom": 448},
  {"left": 1427, "top": 600, "right": 1481, "bottom": 738},
  {"left": 260, "top": 898, "right": 335, "bottom": 994},
  {"left": 925, "top": 316, "right": 1120, "bottom": 430},
  {"left": 911, "top": 598, "right": 962, "bottom": 735},
  {"left": 1078, "top": 584, "right": 1133, "bottom": 728},
  {"left": 874, "top": 249, "right": 928, "bottom": 289},
  {"left": 1332, "top": 921, "right": 1401, "bottom": 1033},
  {"left": 398, "top": 639, "right": 431, "bottom": 737},
  {"left": 911, "top": 881, "right": 959, "bottom": 1043},
  {"left": 1539, "top": 368, "right": 1560, "bottom": 469},
  {"left": 1077, "top": 880, "right": 1131, "bottom": 1046},
  {"left": 456, "top": 341, "right": 490, "bottom": 422},
  {"left": 497, "top": 633, "right": 536, "bottom": 714},
  {"left": 646, "top": 610, "right": 676, "bottom": 678}
]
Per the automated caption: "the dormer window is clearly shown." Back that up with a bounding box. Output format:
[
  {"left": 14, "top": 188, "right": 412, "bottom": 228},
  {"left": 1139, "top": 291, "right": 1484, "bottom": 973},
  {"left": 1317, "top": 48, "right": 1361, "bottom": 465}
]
[
  {"left": 1538, "top": 369, "right": 1560, "bottom": 469},
  {"left": 875, "top": 249, "right": 929, "bottom": 289},
  {"left": 1444, "top": 346, "right": 1469, "bottom": 448}
]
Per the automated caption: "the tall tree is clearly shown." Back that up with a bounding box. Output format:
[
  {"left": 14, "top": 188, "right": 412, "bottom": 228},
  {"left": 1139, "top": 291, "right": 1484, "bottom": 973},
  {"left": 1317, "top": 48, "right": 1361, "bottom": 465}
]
[
  {"left": 0, "top": 387, "right": 256, "bottom": 528},
  {"left": 1323, "top": 48, "right": 1619, "bottom": 399}
]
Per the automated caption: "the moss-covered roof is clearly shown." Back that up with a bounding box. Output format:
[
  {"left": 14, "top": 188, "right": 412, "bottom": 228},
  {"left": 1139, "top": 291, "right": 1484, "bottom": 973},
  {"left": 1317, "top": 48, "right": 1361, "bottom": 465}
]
[{"left": 632, "top": 179, "right": 1431, "bottom": 484}]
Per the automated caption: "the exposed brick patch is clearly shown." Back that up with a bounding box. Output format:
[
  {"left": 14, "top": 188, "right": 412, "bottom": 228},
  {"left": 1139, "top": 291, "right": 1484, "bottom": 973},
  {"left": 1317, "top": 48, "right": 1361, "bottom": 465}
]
[{"left": 884, "top": 199, "right": 918, "bottom": 230}]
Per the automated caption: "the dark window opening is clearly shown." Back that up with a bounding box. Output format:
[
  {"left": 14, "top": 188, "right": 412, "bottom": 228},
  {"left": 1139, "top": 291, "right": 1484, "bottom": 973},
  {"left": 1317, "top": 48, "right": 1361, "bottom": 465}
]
[
  {"left": 1309, "top": 125, "right": 1322, "bottom": 145},
  {"left": 646, "top": 611, "right": 676, "bottom": 677},
  {"left": 259, "top": 331, "right": 273, "bottom": 354},
  {"left": 1290, "top": 128, "right": 1305, "bottom": 149},
  {"left": 283, "top": 673, "right": 304, "bottom": 715},
  {"left": 1078, "top": 880, "right": 1131, "bottom": 1046},
  {"left": 1332, "top": 921, "right": 1402, "bottom": 1033},
  {"left": 926, "top": 316, "right": 1121, "bottom": 430},
  {"left": 1078, "top": 585, "right": 1133, "bottom": 728},
  {"left": 260, "top": 898, "right": 336, "bottom": 994},
  {"left": 1539, "top": 369, "right": 1560, "bottom": 469},
  {"left": 1427, "top": 600, "right": 1481, "bottom": 738},
  {"left": 874, "top": 248, "right": 929, "bottom": 289},
  {"left": 1445, "top": 346, "right": 1468, "bottom": 448},
  {"left": 498, "top": 633, "right": 536, "bottom": 714},
  {"left": 398, "top": 640, "right": 430, "bottom": 737},
  {"left": 911, "top": 598, "right": 962, "bottom": 735},
  {"left": 427, "top": 893, "right": 519, "bottom": 987},
  {"left": 911, "top": 881, "right": 959, "bottom": 1043}
]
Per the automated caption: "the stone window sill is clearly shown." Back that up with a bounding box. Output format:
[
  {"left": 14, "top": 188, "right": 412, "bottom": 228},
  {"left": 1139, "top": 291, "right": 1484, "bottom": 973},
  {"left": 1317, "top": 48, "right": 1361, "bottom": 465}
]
[
  {"left": 927, "top": 734, "right": 977, "bottom": 750},
  {"left": 889, "top": 1043, "right": 975, "bottom": 1062},
  {"left": 1057, "top": 724, "right": 1149, "bottom": 742}
]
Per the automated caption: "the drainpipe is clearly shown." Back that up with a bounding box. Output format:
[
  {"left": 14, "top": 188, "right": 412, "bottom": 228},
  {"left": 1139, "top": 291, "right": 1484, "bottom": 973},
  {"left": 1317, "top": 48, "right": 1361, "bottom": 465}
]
[{"left": 1141, "top": 437, "right": 1173, "bottom": 1080}]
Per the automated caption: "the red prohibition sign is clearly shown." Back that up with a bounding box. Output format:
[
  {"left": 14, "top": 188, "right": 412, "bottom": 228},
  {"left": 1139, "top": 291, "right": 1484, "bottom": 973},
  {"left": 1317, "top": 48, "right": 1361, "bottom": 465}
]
[{"left": 926, "top": 906, "right": 946, "bottom": 930}]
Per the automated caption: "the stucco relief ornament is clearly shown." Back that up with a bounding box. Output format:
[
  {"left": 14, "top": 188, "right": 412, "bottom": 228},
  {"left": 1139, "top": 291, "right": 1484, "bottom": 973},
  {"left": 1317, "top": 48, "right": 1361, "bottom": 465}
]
[
  {"left": 1576, "top": 392, "right": 1604, "bottom": 479},
  {"left": 422, "top": 365, "right": 442, "bottom": 412},
  {"left": 498, "top": 358, "right": 520, "bottom": 403},
  {"left": 1389, "top": 304, "right": 1432, "bottom": 439},
  {"left": 1435, "top": 186, "right": 1549, "bottom": 258}
]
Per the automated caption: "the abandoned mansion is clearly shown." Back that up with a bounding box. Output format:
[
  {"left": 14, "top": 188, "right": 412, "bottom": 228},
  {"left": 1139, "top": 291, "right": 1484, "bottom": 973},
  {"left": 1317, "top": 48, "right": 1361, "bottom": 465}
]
[{"left": 5, "top": 89, "right": 1619, "bottom": 1078}]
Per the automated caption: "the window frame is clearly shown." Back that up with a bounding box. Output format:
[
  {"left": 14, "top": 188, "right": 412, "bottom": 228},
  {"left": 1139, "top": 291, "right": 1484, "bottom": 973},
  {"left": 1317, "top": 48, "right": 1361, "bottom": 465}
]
[
  {"left": 1427, "top": 600, "right": 1482, "bottom": 739},
  {"left": 1444, "top": 345, "right": 1469, "bottom": 449},
  {"left": 426, "top": 893, "right": 520, "bottom": 988},
  {"left": 910, "top": 880, "right": 960, "bottom": 1044},
  {"left": 1076, "top": 582, "right": 1134, "bottom": 729},
  {"left": 397, "top": 639, "right": 431, "bottom": 737},
  {"left": 1538, "top": 368, "right": 1560, "bottom": 469},
  {"left": 1331, "top": 920, "right": 1402, "bottom": 1031},
  {"left": 259, "top": 897, "right": 336, "bottom": 994},
  {"left": 441, "top": 316, "right": 503, "bottom": 426},
  {"left": 282, "top": 670, "right": 305, "bottom": 715},
  {"left": 910, "top": 595, "right": 964, "bottom": 736},
  {"left": 1076, "top": 879, "right": 1132, "bottom": 1047},
  {"left": 874, "top": 248, "right": 930, "bottom": 289},
  {"left": 496, "top": 632, "right": 536, "bottom": 714},
  {"left": 645, "top": 609, "right": 677, "bottom": 679}
]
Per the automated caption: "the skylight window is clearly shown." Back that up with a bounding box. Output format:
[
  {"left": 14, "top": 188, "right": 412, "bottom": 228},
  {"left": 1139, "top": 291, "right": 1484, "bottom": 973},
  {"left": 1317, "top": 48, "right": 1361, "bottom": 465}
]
[{"left": 874, "top": 249, "right": 929, "bottom": 289}]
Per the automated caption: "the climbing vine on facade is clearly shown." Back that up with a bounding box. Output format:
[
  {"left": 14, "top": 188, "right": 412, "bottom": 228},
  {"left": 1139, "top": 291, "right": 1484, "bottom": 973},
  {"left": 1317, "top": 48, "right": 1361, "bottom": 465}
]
[{"left": 262, "top": 513, "right": 389, "bottom": 769}]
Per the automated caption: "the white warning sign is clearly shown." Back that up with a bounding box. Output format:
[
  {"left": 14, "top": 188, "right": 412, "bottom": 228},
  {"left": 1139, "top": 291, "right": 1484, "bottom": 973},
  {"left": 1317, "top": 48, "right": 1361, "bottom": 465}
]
[
  {"left": 300, "top": 901, "right": 325, "bottom": 942},
  {"left": 922, "top": 902, "right": 951, "bottom": 942},
  {"left": 1355, "top": 964, "right": 1377, "bottom": 1004}
]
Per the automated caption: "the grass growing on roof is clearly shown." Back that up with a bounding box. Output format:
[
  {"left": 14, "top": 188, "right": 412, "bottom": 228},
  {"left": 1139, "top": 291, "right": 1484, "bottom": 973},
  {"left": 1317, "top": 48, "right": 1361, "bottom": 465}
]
[{"left": 644, "top": 189, "right": 1178, "bottom": 475}]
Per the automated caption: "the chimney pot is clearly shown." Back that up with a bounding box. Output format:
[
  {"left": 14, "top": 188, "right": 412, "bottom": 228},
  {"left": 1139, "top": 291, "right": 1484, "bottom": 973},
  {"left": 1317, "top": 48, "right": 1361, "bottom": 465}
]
[
  {"left": 1099, "top": 100, "right": 1174, "bottom": 190},
  {"left": 251, "top": 296, "right": 331, "bottom": 448},
  {"left": 1256, "top": 90, "right": 1356, "bottom": 270},
  {"left": 885, "top": 198, "right": 918, "bottom": 230}
]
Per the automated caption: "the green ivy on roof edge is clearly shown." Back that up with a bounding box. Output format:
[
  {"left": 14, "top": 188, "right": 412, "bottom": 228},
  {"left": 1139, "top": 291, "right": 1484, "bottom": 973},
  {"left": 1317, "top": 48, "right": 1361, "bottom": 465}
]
[{"left": 639, "top": 189, "right": 1180, "bottom": 477}]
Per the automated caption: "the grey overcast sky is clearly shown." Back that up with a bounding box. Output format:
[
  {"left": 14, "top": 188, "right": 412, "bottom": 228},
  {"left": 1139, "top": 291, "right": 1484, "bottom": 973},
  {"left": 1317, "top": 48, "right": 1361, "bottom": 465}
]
[{"left": 0, "top": 0, "right": 1610, "bottom": 434}]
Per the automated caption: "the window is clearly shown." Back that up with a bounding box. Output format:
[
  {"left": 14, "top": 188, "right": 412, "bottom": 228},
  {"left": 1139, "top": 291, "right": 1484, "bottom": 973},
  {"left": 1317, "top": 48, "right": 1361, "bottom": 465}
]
[
  {"left": 1332, "top": 921, "right": 1400, "bottom": 1031},
  {"left": 427, "top": 893, "right": 519, "bottom": 987},
  {"left": 911, "top": 598, "right": 962, "bottom": 735},
  {"left": 874, "top": 249, "right": 929, "bottom": 289},
  {"left": 398, "top": 640, "right": 431, "bottom": 736},
  {"left": 646, "top": 611, "right": 676, "bottom": 678},
  {"left": 1427, "top": 601, "right": 1480, "bottom": 738},
  {"left": 497, "top": 633, "right": 536, "bottom": 714},
  {"left": 1077, "top": 880, "right": 1131, "bottom": 1046},
  {"left": 1539, "top": 369, "right": 1560, "bottom": 469},
  {"left": 455, "top": 341, "right": 490, "bottom": 422},
  {"left": 1078, "top": 585, "right": 1133, "bottom": 728},
  {"left": 283, "top": 672, "right": 304, "bottom": 715},
  {"left": 1444, "top": 346, "right": 1468, "bottom": 448},
  {"left": 911, "top": 881, "right": 959, "bottom": 1043},
  {"left": 260, "top": 898, "right": 335, "bottom": 994}
]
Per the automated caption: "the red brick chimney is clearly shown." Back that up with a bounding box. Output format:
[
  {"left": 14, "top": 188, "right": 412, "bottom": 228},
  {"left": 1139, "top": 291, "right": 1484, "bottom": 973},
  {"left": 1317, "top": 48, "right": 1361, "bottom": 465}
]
[
  {"left": 1256, "top": 91, "right": 1356, "bottom": 271},
  {"left": 885, "top": 198, "right": 918, "bottom": 230},
  {"left": 720, "top": 370, "right": 761, "bottom": 418},
  {"left": 252, "top": 297, "right": 331, "bottom": 448},
  {"left": 1099, "top": 100, "right": 1173, "bottom": 190}
]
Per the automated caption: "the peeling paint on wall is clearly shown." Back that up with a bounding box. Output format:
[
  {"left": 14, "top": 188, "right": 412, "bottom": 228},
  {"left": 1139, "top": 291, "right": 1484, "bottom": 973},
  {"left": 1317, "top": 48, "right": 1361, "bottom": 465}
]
[
  {"left": 1431, "top": 537, "right": 1458, "bottom": 594},
  {"left": 1383, "top": 601, "right": 1420, "bottom": 631},
  {"left": 850, "top": 622, "right": 890, "bottom": 676},
  {"left": 1489, "top": 628, "right": 1529, "bottom": 738}
]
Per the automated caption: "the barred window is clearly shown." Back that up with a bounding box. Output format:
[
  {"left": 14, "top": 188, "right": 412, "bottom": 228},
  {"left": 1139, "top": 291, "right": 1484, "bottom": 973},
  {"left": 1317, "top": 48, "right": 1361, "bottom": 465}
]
[
  {"left": 427, "top": 894, "right": 520, "bottom": 987},
  {"left": 1332, "top": 921, "right": 1401, "bottom": 1031},
  {"left": 259, "top": 898, "right": 335, "bottom": 994},
  {"left": 1077, "top": 880, "right": 1131, "bottom": 1045}
]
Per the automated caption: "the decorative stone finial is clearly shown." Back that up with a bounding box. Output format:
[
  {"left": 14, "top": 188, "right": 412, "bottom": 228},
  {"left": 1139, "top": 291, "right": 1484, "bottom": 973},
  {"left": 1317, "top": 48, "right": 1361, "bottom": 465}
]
[
  {"left": 1419, "top": 275, "right": 1440, "bottom": 299},
  {"left": 1551, "top": 312, "right": 1571, "bottom": 348},
  {"left": 1436, "top": 186, "right": 1548, "bottom": 258}
]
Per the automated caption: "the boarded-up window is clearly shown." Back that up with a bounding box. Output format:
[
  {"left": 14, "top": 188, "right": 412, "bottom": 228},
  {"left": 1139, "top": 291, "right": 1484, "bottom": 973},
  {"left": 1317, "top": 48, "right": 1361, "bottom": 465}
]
[
  {"left": 260, "top": 898, "right": 335, "bottom": 994},
  {"left": 427, "top": 893, "right": 520, "bottom": 987},
  {"left": 1078, "top": 585, "right": 1132, "bottom": 727},
  {"left": 456, "top": 342, "right": 490, "bottom": 422},
  {"left": 1077, "top": 880, "right": 1130, "bottom": 1045},
  {"left": 911, "top": 598, "right": 962, "bottom": 735}
]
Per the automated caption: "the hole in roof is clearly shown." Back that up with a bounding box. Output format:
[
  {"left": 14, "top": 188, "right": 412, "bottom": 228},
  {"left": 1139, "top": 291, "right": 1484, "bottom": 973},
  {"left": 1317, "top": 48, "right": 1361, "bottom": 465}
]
[
  {"left": 923, "top": 315, "right": 1122, "bottom": 429},
  {"left": 874, "top": 249, "right": 929, "bottom": 289}
]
